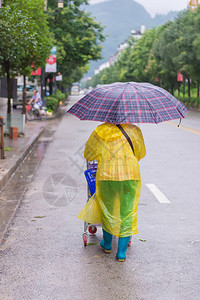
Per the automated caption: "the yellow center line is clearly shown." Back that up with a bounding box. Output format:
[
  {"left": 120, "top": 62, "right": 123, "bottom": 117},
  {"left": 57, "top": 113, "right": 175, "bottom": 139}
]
[{"left": 166, "top": 121, "right": 200, "bottom": 135}]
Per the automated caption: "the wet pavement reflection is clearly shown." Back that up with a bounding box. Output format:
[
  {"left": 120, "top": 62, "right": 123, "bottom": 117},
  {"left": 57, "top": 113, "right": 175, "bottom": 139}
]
[
  {"left": 0, "top": 123, "right": 59, "bottom": 241},
  {"left": 0, "top": 106, "right": 24, "bottom": 133}
]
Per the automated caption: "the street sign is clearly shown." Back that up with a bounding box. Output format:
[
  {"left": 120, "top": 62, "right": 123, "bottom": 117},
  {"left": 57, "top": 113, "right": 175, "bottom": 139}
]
[
  {"left": 177, "top": 70, "right": 184, "bottom": 82},
  {"left": 46, "top": 55, "right": 56, "bottom": 65},
  {"left": 56, "top": 74, "right": 62, "bottom": 81},
  {"left": 46, "top": 47, "right": 57, "bottom": 73}
]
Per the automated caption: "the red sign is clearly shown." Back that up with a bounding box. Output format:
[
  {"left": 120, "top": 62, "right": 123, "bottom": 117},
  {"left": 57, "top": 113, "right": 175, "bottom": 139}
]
[
  {"left": 31, "top": 64, "right": 41, "bottom": 76},
  {"left": 31, "top": 68, "right": 41, "bottom": 76},
  {"left": 46, "top": 55, "right": 56, "bottom": 65},
  {"left": 177, "top": 70, "right": 184, "bottom": 82},
  {"left": 48, "top": 77, "right": 55, "bottom": 83}
]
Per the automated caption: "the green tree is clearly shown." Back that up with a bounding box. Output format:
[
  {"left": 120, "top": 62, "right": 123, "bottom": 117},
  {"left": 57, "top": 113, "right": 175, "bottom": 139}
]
[
  {"left": 150, "top": 8, "right": 200, "bottom": 97},
  {"left": 127, "top": 29, "right": 157, "bottom": 83},
  {"left": 151, "top": 21, "right": 180, "bottom": 94},
  {"left": 87, "top": 29, "right": 158, "bottom": 86},
  {"left": 115, "top": 39, "right": 136, "bottom": 82},
  {"left": 0, "top": 6, "right": 33, "bottom": 114},
  {"left": 14, "top": 0, "right": 52, "bottom": 113},
  {"left": 47, "top": 0, "right": 105, "bottom": 86},
  {"left": 174, "top": 8, "right": 200, "bottom": 97},
  {"left": 87, "top": 5, "right": 200, "bottom": 98},
  {"left": 193, "top": 6, "right": 200, "bottom": 96},
  {"left": 0, "top": 1, "right": 52, "bottom": 114}
]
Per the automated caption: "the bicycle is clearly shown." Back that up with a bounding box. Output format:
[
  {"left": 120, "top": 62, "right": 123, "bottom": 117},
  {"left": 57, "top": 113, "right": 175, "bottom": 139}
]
[{"left": 26, "top": 103, "right": 41, "bottom": 121}]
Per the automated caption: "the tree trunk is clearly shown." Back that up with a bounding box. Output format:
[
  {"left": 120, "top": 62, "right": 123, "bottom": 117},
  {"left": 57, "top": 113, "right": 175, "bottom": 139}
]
[
  {"left": 178, "top": 83, "right": 180, "bottom": 97},
  {"left": 54, "top": 75, "right": 57, "bottom": 94},
  {"left": 45, "top": 76, "right": 47, "bottom": 97},
  {"left": 171, "top": 84, "right": 174, "bottom": 95},
  {"left": 187, "top": 78, "right": 191, "bottom": 98},
  {"left": 197, "top": 80, "right": 199, "bottom": 98},
  {"left": 6, "top": 67, "right": 12, "bottom": 114},
  {"left": 22, "top": 75, "right": 27, "bottom": 115},
  {"left": 183, "top": 80, "right": 185, "bottom": 97},
  {"left": 49, "top": 74, "right": 53, "bottom": 95},
  {"left": 41, "top": 67, "right": 45, "bottom": 102}
]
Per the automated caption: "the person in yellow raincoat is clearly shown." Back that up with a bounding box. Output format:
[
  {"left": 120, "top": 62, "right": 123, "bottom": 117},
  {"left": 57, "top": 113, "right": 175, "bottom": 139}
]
[{"left": 78, "top": 122, "right": 146, "bottom": 261}]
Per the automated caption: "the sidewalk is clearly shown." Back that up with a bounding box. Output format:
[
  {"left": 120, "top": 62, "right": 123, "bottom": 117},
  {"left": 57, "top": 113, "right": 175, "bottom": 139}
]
[
  {"left": 0, "top": 121, "right": 45, "bottom": 191},
  {"left": 0, "top": 102, "right": 66, "bottom": 192},
  {"left": 0, "top": 104, "right": 66, "bottom": 242}
]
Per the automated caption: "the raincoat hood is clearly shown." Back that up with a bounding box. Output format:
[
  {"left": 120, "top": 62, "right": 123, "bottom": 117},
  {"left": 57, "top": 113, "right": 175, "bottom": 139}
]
[{"left": 95, "top": 123, "right": 124, "bottom": 141}]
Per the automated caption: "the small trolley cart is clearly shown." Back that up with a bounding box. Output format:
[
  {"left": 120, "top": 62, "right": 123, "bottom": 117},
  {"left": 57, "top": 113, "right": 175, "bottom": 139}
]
[
  {"left": 83, "top": 160, "right": 100, "bottom": 246},
  {"left": 83, "top": 160, "right": 132, "bottom": 247}
]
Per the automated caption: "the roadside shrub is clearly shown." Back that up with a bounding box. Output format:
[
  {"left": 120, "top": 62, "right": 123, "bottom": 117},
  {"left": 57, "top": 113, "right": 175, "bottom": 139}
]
[
  {"left": 176, "top": 97, "right": 200, "bottom": 109},
  {"left": 46, "top": 96, "right": 59, "bottom": 112},
  {"left": 54, "top": 89, "right": 66, "bottom": 102}
]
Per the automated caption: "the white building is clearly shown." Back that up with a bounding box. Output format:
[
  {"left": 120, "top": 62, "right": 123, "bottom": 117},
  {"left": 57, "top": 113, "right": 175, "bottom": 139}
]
[
  {"left": 94, "top": 61, "right": 111, "bottom": 75},
  {"left": 94, "top": 25, "right": 146, "bottom": 74}
]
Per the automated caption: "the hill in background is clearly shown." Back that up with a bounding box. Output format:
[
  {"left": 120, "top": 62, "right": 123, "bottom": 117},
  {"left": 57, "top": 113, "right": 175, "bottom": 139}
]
[{"left": 85, "top": 0, "right": 179, "bottom": 76}]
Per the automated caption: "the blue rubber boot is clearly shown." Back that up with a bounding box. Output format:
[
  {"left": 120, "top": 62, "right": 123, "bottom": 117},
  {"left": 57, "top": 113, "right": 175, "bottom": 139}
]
[
  {"left": 116, "top": 236, "right": 130, "bottom": 262},
  {"left": 100, "top": 229, "right": 113, "bottom": 253}
]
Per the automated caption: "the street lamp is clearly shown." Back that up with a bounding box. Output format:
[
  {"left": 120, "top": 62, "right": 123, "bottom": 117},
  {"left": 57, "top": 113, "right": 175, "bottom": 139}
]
[{"left": 57, "top": 0, "right": 64, "bottom": 8}]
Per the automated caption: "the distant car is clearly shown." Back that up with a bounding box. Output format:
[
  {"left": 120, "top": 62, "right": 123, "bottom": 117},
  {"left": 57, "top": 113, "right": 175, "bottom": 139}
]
[
  {"left": 71, "top": 82, "right": 81, "bottom": 95},
  {"left": 13, "top": 85, "right": 36, "bottom": 108},
  {"left": 79, "top": 89, "right": 85, "bottom": 95},
  {"left": 71, "top": 86, "right": 80, "bottom": 96}
]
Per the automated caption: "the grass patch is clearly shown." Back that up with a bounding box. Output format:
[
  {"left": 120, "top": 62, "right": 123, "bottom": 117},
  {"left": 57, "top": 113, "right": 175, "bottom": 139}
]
[{"left": 4, "top": 147, "right": 12, "bottom": 151}]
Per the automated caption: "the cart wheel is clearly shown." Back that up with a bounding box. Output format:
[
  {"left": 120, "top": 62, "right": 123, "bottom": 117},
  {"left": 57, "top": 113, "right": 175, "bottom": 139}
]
[
  {"left": 88, "top": 226, "right": 97, "bottom": 234},
  {"left": 128, "top": 240, "right": 132, "bottom": 247},
  {"left": 84, "top": 235, "right": 87, "bottom": 246}
]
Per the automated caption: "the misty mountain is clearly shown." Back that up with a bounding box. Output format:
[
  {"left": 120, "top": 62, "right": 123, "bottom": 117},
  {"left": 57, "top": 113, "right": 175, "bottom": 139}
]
[{"left": 85, "top": 0, "right": 179, "bottom": 76}]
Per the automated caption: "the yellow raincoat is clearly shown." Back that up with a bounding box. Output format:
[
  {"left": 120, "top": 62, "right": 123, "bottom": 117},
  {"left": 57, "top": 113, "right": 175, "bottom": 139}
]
[{"left": 78, "top": 123, "right": 146, "bottom": 237}]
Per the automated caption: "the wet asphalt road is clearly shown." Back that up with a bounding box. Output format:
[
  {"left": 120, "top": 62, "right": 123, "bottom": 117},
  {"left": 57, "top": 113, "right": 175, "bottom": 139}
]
[{"left": 0, "top": 96, "right": 200, "bottom": 300}]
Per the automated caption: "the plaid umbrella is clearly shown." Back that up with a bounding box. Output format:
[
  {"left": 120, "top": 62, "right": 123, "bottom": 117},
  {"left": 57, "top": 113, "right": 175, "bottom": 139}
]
[{"left": 67, "top": 82, "right": 188, "bottom": 124}]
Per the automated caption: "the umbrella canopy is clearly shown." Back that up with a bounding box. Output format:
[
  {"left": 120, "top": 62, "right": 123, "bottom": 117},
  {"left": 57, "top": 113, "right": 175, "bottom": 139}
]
[{"left": 67, "top": 82, "right": 188, "bottom": 124}]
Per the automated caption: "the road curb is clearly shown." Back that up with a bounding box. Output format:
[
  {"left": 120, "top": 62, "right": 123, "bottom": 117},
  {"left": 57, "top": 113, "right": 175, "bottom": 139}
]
[{"left": 0, "top": 126, "right": 45, "bottom": 191}]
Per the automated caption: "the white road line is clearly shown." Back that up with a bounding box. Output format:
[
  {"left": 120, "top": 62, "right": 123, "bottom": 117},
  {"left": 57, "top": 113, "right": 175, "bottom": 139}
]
[{"left": 146, "top": 184, "right": 171, "bottom": 204}]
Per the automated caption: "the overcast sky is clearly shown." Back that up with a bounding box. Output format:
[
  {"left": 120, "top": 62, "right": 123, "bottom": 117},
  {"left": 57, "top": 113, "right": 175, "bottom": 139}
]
[{"left": 89, "top": 0, "right": 189, "bottom": 17}]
